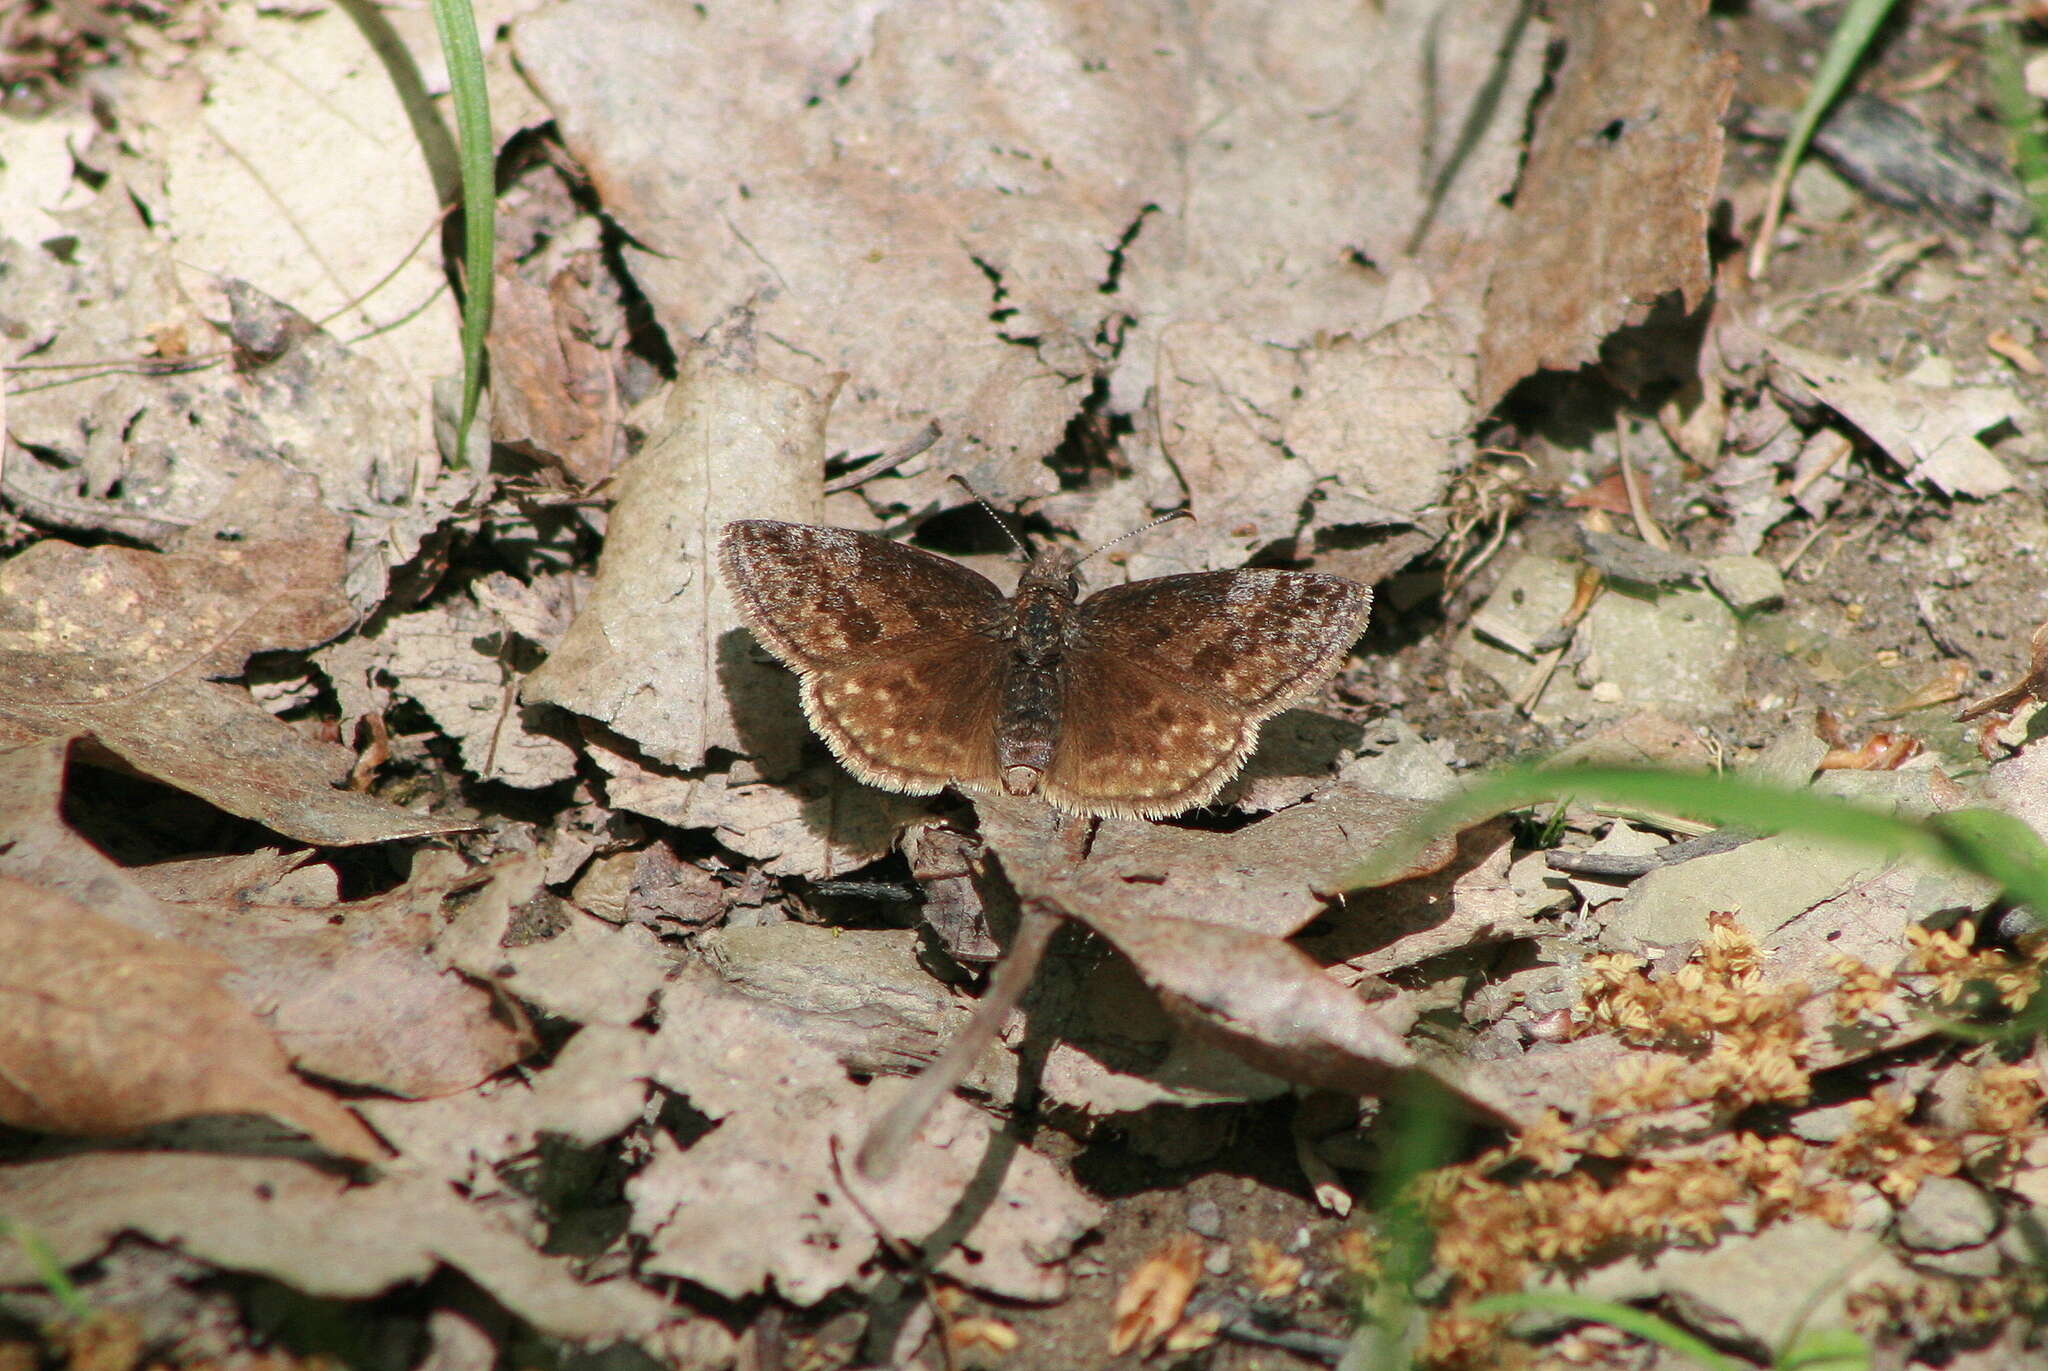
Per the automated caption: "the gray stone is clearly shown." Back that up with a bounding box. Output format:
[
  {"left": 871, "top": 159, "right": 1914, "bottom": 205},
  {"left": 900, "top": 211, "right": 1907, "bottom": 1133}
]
[
  {"left": 1600, "top": 831, "right": 1886, "bottom": 951},
  {"left": 1458, "top": 554, "right": 1741, "bottom": 723},
  {"left": 1185, "top": 1197, "right": 1225, "bottom": 1239},
  {"left": 1787, "top": 1102, "right": 1860, "bottom": 1144},
  {"left": 1895, "top": 1176, "right": 2000, "bottom": 1252},
  {"left": 1535, "top": 1216, "right": 1908, "bottom": 1355},
  {"left": 1704, "top": 554, "right": 1786, "bottom": 613},
  {"left": 1790, "top": 159, "right": 1860, "bottom": 221}
]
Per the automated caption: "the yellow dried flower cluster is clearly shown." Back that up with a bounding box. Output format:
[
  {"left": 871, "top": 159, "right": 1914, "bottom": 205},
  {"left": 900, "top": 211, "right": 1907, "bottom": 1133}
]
[
  {"left": 1824, "top": 1090, "right": 1962, "bottom": 1203},
  {"left": 1901, "top": 920, "right": 2043, "bottom": 1010},
  {"left": 1973, "top": 1062, "right": 2048, "bottom": 1138},
  {"left": 1579, "top": 915, "right": 1811, "bottom": 1110},
  {"left": 1411, "top": 912, "right": 2047, "bottom": 1368}
]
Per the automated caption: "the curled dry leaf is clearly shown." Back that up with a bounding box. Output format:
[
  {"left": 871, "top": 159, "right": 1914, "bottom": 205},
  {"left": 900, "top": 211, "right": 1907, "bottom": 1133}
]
[
  {"left": 977, "top": 787, "right": 1454, "bottom": 939},
  {"left": 1476, "top": 0, "right": 1735, "bottom": 410},
  {"left": 1076, "top": 905, "right": 1513, "bottom": 1126},
  {"left": 0, "top": 470, "right": 469, "bottom": 846},
  {"left": 0, "top": 1154, "right": 672, "bottom": 1343},
  {"left": 0, "top": 876, "right": 382, "bottom": 1161},
  {"left": 524, "top": 346, "right": 829, "bottom": 773},
  {"left": 1, "top": 737, "right": 528, "bottom": 1101}
]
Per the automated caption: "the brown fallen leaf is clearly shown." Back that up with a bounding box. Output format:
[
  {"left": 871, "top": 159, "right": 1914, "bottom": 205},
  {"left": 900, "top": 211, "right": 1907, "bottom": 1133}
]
[
  {"left": 1109, "top": 1233, "right": 1203, "bottom": 1357},
  {"left": 633, "top": 968, "right": 1100, "bottom": 1304},
  {"left": 141, "top": 849, "right": 537, "bottom": 1098},
  {"left": 1475, "top": 0, "right": 1735, "bottom": 410},
  {"left": 0, "top": 875, "right": 382, "bottom": 1161},
  {"left": 0, "top": 1153, "right": 672, "bottom": 1343},
  {"left": 487, "top": 270, "right": 621, "bottom": 486},
  {"left": 977, "top": 786, "right": 1454, "bottom": 939},
  {"left": 523, "top": 345, "right": 829, "bottom": 773},
  {"left": 1073, "top": 903, "right": 1516, "bottom": 1125},
  {"left": 0, "top": 736, "right": 528, "bottom": 1100},
  {"left": 0, "top": 469, "right": 469, "bottom": 846}
]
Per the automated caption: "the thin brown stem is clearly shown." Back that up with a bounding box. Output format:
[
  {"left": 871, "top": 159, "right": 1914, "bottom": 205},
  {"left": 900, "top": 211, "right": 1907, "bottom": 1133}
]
[{"left": 856, "top": 899, "right": 1064, "bottom": 1181}]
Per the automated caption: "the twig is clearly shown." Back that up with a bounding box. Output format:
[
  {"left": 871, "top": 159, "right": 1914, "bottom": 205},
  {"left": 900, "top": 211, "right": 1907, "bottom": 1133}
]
[
  {"left": 827, "top": 1139, "right": 959, "bottom": 1371},
  {"left": 856, "top": 898, "right": 1064, "bottom": 1180},
  {"left": 824, "top": 421, "right": 944, "bottom": 494}
]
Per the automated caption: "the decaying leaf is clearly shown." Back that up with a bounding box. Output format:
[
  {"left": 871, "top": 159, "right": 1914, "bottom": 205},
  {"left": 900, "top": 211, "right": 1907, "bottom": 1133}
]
[
  {"left": 145, "top": 849, "right": 537, "bottom": 1098},
  {"left": 1476, "top": 0, "right": 1736, "bottom": 409},
  {"left": 0, "top": 471, "right": 468, "bottom": 846},
  {"left": 524, "top": 345, "right": 829, "bottom": 773},
  {"left": 977, "top": 787, "right": 1454, "bottom": 939},
  {"left": 631, "top": 969, "right": 1101, "bottom": 1304},
  {"left": 359, "top": 592, "right": 580, "bottom": 790},
  {"left": 1766, "top": 338, "right": 2019, "bottom": 498},
  {"left": 354, "top": 1024, "right": 654, "bottom": 1193},
  {"left": 1108, "top": 1233, "right": 1203, "bottom": 1357},
  {"left": 487, "top": 272, "right": 621, "bottom": 486},
  {"left": 0, "top": 876, "right": 382, "bottom": 1160},
  {"left": 0, "top": 737, "right": 528, "bottom": 1101},
  {"left": 0, "top": 1154, "right": 673, "bottom": 1343}
]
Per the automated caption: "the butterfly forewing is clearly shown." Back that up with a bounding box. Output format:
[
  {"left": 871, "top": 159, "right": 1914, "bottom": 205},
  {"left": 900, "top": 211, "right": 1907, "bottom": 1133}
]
[
  {"left": 1042, "top": 570, "right": 1371, "bottom": 817},
  {"left": 719, "top": 520, "right": 1008, "bottom": 668},
  {"left": 720, "top": 520, "right": 1012, "bottom": 794}
]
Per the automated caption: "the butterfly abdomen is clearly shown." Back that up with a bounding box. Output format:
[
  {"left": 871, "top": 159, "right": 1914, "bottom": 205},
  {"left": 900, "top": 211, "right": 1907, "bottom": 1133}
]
[{"left": 994, "top": 564, "right": 1075, "bottom": 796}]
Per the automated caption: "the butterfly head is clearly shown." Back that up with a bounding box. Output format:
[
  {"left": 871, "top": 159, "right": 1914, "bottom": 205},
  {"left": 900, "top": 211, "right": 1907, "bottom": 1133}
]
[{"left": 1015, "top": 545, "right": 1082, "bottom": 599}]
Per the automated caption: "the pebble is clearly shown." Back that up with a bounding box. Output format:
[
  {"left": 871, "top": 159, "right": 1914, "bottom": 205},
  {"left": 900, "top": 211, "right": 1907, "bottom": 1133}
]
[
  {"left": 1895, "top": 1176, "right": 2000, "bottom": 1252},
  {"left": 1185, "top": 1197, "right": 1224, "bottom": 1239}
]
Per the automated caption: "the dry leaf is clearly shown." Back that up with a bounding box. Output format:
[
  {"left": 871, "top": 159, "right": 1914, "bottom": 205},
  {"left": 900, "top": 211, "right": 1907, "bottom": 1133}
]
[
  {"left": 0, "top": 1154, "right": 672, "bottom": 1343},
  {"left": 1476, "top": 0, "right": 1735, "bottom": 409},
  {"left": 354, "top": 1024, "right": 654, "bottom": 1190},
  {"left": 488, "top": 271, "right": 620, "bottom": 486},
  {"left": 0, "top": 737, "right": 524, "bottom": 1100},
  {"left": 0, "top": 875, "right": 382, "bottom": 1160},
  {"left": 144, "top": 849, "right": 537, "bottom": 1098},
  {"left": 631, "top": 969, "right": 1100, "bottom": 1304},
  {"left": 1766, "top": 339, "right": 2019, "bottom": 498},
  {"left": 0, "top": 471, "right": 469, "bottom": 846},
  {"left": 1109, "top": 1233, "right": 1204, "bottom": 1357},
  {"left": 524, "top": 346, "right": 828, "bottom": 772},
  {"left": 369, "top": 592, "right": 580, "bottom": 790},
  {"left": 977, "top": 787, "right": 1453, "bottom": 939}
]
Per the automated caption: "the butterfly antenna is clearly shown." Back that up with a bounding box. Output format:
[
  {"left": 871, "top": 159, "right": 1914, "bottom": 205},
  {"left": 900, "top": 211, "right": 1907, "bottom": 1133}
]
[
  {"left": 948, "top": 473, "right": 1031, "bottom": 557},
  {"left": 1076, "top": 507, "right": 1195, "bottom": 568}
]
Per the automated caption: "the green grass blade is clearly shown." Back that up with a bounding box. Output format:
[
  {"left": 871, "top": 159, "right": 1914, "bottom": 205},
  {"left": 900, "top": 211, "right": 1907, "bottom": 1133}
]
[
  {"left": 0, "top": 1219, "right": 91, "bottom": 1320},
  {"left": 1985, "top": 21, "right": 2048, "bottom": 236},
  {"left": 1347, "top": 763, "right": 2048, "bottom": 921},
  {"left": 429, "top": 0, "right": 495, "bottom": 463},
  {"left": 1749, "top": 0, "right": 1903, "bottom": 277},
  {"left": 1466, "top": 1292, "right": 1738, "bottom": 1371}
]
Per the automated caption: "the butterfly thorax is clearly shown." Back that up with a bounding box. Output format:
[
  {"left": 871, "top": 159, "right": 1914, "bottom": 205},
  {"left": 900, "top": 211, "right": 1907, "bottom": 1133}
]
[{"left": 995, "top": 549, "right": 1080, "bottom": 797}]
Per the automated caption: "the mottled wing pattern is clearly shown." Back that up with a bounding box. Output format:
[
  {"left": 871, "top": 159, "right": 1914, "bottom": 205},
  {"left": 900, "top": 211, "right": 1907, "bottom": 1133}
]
[
  {"left": 1042, "top": 570, "right": 1370, "bottom": 818},
  {"left": 796, "top": 639, "right": 1007, "bottom": 794},
  {"left": 718, "top": 520, "right": 1010, "bottom": 795}
]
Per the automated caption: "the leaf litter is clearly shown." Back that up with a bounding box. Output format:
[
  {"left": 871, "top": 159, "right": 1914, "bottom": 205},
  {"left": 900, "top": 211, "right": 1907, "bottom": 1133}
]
[{"left": 5, "top": 1, "right": 2048, "bottom": 1368}]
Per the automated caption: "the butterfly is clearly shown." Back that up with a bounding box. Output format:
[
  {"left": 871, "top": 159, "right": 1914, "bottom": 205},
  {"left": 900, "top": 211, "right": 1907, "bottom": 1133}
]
[{"left": 718, "top": 519, "right": 1371, "bottom": 819}]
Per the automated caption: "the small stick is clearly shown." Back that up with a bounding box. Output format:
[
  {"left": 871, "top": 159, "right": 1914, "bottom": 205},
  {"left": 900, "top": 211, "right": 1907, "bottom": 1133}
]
[
  {"left": 824, "top": 421, "right": 944, "bottom": 494},
  {"left": 856, "top": 899, "right": 1064, "bottom": 1181},
  {"left": 828, "top": 1138, "right": 959, "bottom": 1371}
]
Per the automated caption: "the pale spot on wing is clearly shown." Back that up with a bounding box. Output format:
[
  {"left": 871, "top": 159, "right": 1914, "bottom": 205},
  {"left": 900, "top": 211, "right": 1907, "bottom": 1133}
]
[
  {"left": 878, "top": 726, "right": 898, "bottom": 740},
  {"left": 841, "top": 680, "right": 865, "bottom": 697}
]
